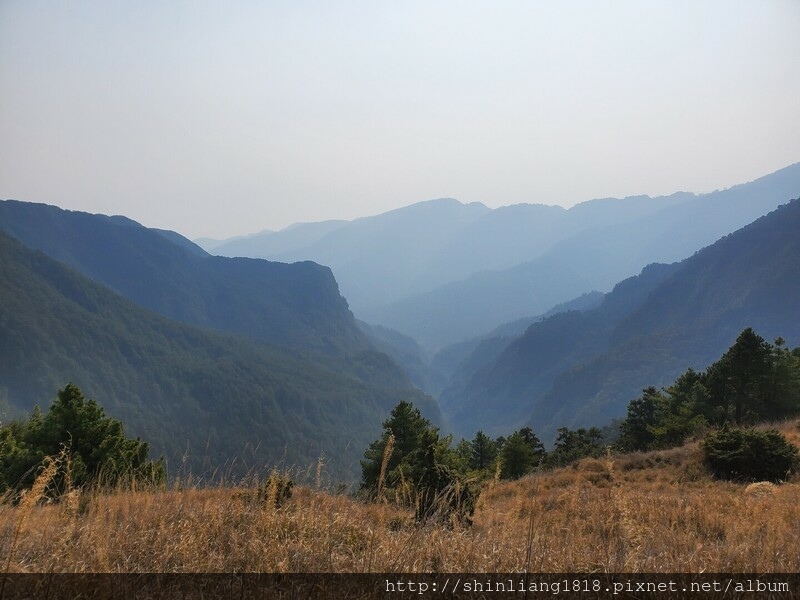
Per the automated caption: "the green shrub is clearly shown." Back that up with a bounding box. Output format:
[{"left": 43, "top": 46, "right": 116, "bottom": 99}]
[
  {"left": 361, "top": 401, "right": 480, "bottom": 525},
  {"left": 702, "top": 425, "right": 799, "bottom": 482}
]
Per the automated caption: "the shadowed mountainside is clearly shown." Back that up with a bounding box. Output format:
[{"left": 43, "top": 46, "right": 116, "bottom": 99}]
[
  {"left": 442, "top": 198, "right": 800, "bottom": 442},
  {"left": 0, "top": 200, "right": 369, "bottom": 359}
]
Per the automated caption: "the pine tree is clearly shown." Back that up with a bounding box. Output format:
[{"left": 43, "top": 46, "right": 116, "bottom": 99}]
[
  {"left": 500, "top": 427, "right": 544, "bottom": 479},
  {"left": 0, "top": 384, "right": 165, "bottom": 496},
  {"left": 469, "top": 430, "right": 497, "bottom": 471}
]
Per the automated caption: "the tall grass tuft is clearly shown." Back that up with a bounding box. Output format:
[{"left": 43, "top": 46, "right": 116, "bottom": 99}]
[
  {"left": 376, "top": 434, "right": 394, "bottom": 500},
  {"left": 2, "top": 447, "right": 65, "bottom": 586}
]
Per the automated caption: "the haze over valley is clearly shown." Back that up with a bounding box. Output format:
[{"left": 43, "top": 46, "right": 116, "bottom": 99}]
[
  {"left": 196, "top": 164, "right": 800, "bottom": 443},
  {"left": 202, "top": 163, "right": 800, "bottom": 353}
]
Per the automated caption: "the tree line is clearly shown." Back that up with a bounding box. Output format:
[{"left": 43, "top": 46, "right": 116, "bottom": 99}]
[
  {"left": 360, "top": 328, "right": 800, "bottom": 521},
  {"left": 617, "top": 328, "right": 800, "bottom": 453},
  {"left": 359, "top": 401, "right": 613, "bottom": 523}
]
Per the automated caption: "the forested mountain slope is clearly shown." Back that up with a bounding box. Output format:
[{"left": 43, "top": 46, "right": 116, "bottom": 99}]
[
  {"left": 0, "top": 232, "right": 440, "bottom": 480},
  {"left": 0, "top": 200, "right": 368, "bottom": 358},
  {"left": 0, "top": 200, "right": 423, "bottom": 397}
]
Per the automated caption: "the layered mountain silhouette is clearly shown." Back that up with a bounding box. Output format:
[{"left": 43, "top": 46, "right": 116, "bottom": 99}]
[
  {"left": 441, "top": 198, "right": 800, "bottom": 442},
  {"left": 213, "top": 199, "right": 493, "bottom": 311},
  {"left": 203, "top": 194, "right": 688, "bottom": 322},
  {"left": 432, "top": 291, "right": 604, "bottom": 398},
  {"left": 367, "top": 164, "right": 800, "bottom": 349},
  {"left": 0, "top": 202, "right": 440, "bottom": 479},
  {"left": 202, "top": 163, "right": 800, "bottom": 351}
]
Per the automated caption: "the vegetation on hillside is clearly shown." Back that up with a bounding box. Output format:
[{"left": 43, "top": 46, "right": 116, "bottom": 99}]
[
  {"left": 444, "top": 198, "right": 800, "bottom": 441},
  {"left": 0, "top": 199, "right": 368, "bottom": 357},
  {"left": 2, "top": 328, "right": 799, "bottom": 577},
  {"left": 702, "top": 425, "right": 798, "bottom": 482},
  {"left": 360, "top": 402, "right": 478, "bottom": 523}
]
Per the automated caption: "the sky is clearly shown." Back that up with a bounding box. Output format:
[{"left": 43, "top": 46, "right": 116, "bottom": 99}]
[{"left": 1, "top": 1, "right": 799, "bottom": 240}]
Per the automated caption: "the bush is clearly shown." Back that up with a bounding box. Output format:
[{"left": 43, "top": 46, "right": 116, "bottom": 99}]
[
  {"left": 702, "top": 425, "right": 799, "bottom": 482},
  {"left": 256, "top": 472, "right": 294, "bottom": 508}
]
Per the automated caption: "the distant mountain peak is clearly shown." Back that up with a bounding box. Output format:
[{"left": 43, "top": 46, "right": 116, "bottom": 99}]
[{"left": 354, "top": 197, "right": 490, "bottom": 221}]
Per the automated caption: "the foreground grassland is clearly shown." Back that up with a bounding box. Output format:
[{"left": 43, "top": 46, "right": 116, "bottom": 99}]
[{"left": 2, "top": 421, "right": 799, "bottom": 573}]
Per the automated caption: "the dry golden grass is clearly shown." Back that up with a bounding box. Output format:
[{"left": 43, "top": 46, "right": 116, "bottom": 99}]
[{"left": 2, "top": 420, "right": 799, "bottom": 573}]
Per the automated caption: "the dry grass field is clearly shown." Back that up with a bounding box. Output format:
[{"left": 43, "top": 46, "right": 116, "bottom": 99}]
[{"left": 2, "top": 420, "right": 799, "bottom": 574}]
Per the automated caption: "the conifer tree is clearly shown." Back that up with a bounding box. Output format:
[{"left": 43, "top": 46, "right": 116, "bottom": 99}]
[{"left": 0, "top": 384, "right": 165, "bottom": 495}]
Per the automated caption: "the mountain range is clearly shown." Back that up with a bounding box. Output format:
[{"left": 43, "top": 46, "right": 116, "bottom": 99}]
[
  {"left": 201, "top": 163, "right": 800, "bottom": 351},
  {"left": 440, "top": 198, "right": 800, "bottom": 442}
]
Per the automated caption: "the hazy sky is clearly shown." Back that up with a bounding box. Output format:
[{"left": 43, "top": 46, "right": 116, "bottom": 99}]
[{"left": 1, "top": 1, "right": 799, "bottom": 239}]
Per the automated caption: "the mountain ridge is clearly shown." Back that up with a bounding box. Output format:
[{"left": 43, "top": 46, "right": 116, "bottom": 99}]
[
  {"left": 0, "top": 199, "right": 371, "bottom": 361},
  {"left": 367, "top": 163, "right": 800, "bottom": 349}
]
